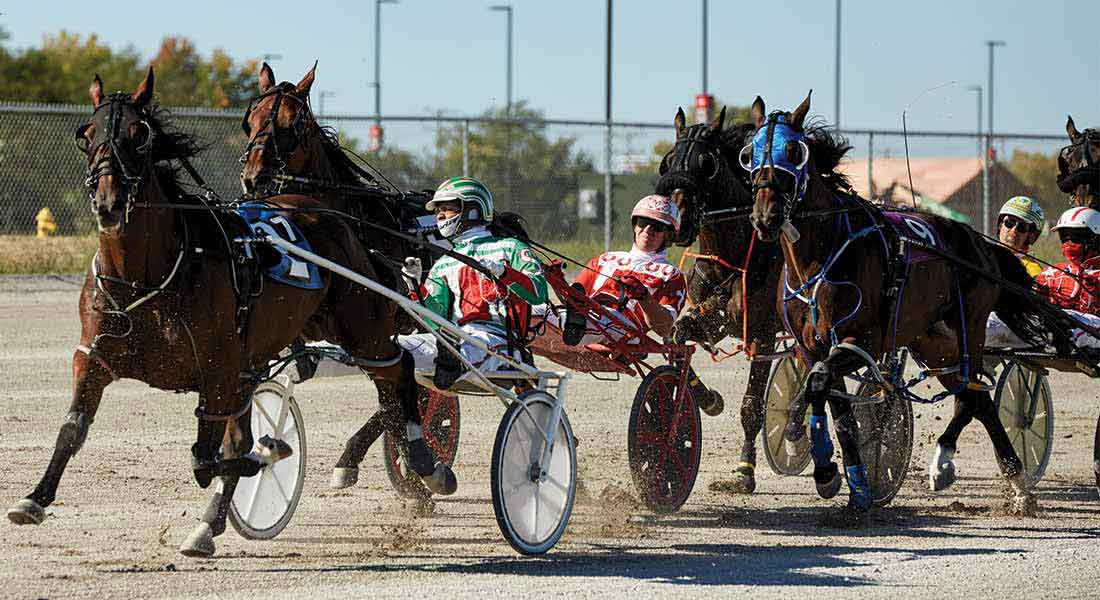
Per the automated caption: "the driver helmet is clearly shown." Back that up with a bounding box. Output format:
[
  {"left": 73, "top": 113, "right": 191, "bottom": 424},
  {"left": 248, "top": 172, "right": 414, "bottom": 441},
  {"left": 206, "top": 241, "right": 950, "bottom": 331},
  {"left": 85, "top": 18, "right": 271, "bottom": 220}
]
[
  {"left": 1051, "top": 206, "right": 1100, "bottom": 235},
  {"left": 630, "top": 194, "right": 680, "bottom": 233},
  {"left": 426, "top": 176, "right": 494, "bottom": 238},
  {"left": 998, "top": 196, "right": 1045, "bottom": 232}
]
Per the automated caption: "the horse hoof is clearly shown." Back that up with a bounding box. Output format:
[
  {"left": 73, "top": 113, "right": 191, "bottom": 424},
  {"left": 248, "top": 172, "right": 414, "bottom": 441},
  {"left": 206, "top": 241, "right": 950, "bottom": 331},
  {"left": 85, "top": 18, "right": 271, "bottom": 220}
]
[
  {"left": 727, "top": 468, "right": 756, "bottom": 494},
  {"left": 7, "top": 499, "right": 46, "bottom": 525},
  {"left": 178, "top": 522, "right": 215, "bottom": 558},
  {"left": 696, "top": 389, "right": 724, "bottom": 417},
  {"left": 330, "top": 467, "right": 359, "bottom": 490},
  {"left": 253, "top": 435, "right": 293, "bottom": 465},
  {"left": 422, "top": 463, "right": 458, "bottom": 496},
  {"left": 814, "top": 464, "right": 841, "bottom": 499},
  {"left": 929, "top": 445, "right": 957, "bottom": 492},
  {"left": 1009, "top": 490, "right": 1038, "bottom": 516}
]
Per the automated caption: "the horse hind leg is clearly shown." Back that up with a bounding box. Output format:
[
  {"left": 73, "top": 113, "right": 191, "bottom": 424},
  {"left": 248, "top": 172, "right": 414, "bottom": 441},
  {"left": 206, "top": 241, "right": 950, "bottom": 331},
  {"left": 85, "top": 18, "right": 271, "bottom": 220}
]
[
  {"left": 331, "top": 379, "right": 395, "bottom": 489},
  {"left": 966, "top": 388, "right": 1035, "bottom": 511},
  {"left": 8, "top": 352, "right": 109, "bottom": 525}
]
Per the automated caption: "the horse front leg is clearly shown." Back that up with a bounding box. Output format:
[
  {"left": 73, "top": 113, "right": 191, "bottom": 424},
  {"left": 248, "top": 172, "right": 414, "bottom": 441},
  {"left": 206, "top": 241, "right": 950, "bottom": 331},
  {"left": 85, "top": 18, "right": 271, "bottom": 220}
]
[
  {"left": 7, "top": 349, "right": 111, "bottom": 524},
  {"left": 725, "top": 358, "right": 771, "bottom": 494}
]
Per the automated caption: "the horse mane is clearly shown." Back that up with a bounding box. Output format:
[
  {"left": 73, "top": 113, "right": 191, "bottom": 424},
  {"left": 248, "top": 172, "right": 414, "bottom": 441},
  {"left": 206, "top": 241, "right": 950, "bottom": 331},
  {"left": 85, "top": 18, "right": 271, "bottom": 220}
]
[
  {"left": 803, "top": 117, "right": 854, "bottom": 195},
  {"left": 310, "top": 124, "right": 377, "bottom": 186},
  {"left": 143, "top": 105, "right": 206, "bottom": 205}
]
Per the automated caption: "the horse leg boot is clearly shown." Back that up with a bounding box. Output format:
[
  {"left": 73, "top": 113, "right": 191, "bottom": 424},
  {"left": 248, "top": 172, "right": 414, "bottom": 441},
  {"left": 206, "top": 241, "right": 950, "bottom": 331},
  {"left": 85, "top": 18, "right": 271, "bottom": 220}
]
[
  {"left": 797, "top": 361, "right": 842, "bottom": 499},
  {"left": 181, "top": 411, "right": 256, "bottom": 558},
  {"left": 332, "top": 380, "right": 395, "bottom": 489},
  {"left": 686, "top": 366, "right": 724, "bottom": 417},
  {"left": 830, "top": 398, "right": 870, "bottom": 511},
  {"left": 9, "top": 353, "right": 108, "bottom": 525},
  {"left": 930, "top": 395, "right": 975, "bottom": 491},
  {"left": 399, "top": 353, "right": 457, "bottom": 495}
]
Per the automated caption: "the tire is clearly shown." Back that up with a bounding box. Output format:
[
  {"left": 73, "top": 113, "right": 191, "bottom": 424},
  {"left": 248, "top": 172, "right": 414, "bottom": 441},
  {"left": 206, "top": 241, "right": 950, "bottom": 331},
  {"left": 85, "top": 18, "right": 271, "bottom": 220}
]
[
  {"left": 627, "top": 365, "right": 702, "bottom": 514},
  {"left": 1092, "top": 412, "right": 1100, "bottom": 496},
  {"left": 851, "top": 382, "right": 913, "bottom": 507},
  {"left": 229, "top": 380, "right": 307, "bottom": 540},
  {"left": 762, "top": 356, "right": 812, "bottom": 476},
  {"left": 994, "top": 362, "right": 1054, "bottom": 484},
  {"left": 491, "top": 390, "right": 576, "bottom": 555},
  {"left": 383, "top": 387, "right": 461, "bottom": 498}
]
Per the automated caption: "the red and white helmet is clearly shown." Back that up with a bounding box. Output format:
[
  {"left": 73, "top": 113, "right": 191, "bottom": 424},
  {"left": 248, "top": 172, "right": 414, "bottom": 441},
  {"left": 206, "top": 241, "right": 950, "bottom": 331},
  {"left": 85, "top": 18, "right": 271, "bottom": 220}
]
[
  {"left": 630, "top": 194, "right": 680, "bottom": 233},
  {"left": 1051, "top": 207, "right": 1100, "bottom": 235}
]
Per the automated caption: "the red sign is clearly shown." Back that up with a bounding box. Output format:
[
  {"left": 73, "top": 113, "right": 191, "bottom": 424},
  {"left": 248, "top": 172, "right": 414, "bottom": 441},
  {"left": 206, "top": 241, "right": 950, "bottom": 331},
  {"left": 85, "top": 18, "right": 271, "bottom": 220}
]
[
  {"left": 694, "top": 93, "right": 714, "bottom": 124},
  {"left": 368, "top": 124, "right": 384, "bottom": 152}
]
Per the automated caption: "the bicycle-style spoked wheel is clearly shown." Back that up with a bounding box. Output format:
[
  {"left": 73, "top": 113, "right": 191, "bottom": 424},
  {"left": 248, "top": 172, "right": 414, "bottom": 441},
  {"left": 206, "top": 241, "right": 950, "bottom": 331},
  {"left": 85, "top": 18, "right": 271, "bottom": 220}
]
[
  {"left": 995, "top": 362, "right": 1054, "bottom": 484},
  {"left": 762, "top": 355, "right": 811, "bottom": 476},
  {"left": 851, "top": 382, "right": 913, "bottom": 507},
  {"left": 627, "top": 365, "right": 701, "bottom": 514},
  {"left": 491, "top": 390, "right": 576, "bottom": 555},
  {"left": 383, "top": 387, "right": 460, "bottom": 498},
  {"left": 229, "top": 380, "right": 307, "bottom": 540}
]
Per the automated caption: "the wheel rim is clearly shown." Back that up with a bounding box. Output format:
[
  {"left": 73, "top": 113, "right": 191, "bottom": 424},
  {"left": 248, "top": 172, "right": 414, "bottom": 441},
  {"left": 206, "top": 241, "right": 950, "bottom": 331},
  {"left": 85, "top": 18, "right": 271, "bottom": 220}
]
[
  {"left": 499, "top": 399, "right": 573, "bottom": 546},
  {"left": 853, "top": 385, "right": 912, "bottom": 506},
  {"left": 630, "top": 368, "right": 699, "bottom": 510},
  {"left": 998, "top": 364, "right": 1052, "bottom": 481},
  {"left": 763, "top": 357, "right": 811, "bottom": 475},
  {"left": 232, "top": 385, "right": 304, "bottom": 534}
]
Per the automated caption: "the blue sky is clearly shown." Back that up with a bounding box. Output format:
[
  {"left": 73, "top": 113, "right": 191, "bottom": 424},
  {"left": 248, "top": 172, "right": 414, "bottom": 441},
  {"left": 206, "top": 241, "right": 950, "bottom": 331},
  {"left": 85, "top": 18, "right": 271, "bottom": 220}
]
[{"left": 5, "top": 1, "right": 1099, "bottom": 145}]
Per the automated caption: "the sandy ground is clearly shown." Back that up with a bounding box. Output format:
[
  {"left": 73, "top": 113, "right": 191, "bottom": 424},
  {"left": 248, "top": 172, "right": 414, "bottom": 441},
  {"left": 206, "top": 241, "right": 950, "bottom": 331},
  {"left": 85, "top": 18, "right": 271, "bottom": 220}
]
[{"left": 1, "top": 275, "right": 1099, "bottom": 599}]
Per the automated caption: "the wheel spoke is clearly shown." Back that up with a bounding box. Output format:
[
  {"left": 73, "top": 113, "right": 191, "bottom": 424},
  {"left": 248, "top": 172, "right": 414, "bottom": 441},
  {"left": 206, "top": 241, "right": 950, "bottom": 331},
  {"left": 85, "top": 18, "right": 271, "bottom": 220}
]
[
  {"left": 254, "top": 397, "right": 279, "bottom": 434},
  {"left": 244, "top": 469, "right": 264, "bottom": 521}
]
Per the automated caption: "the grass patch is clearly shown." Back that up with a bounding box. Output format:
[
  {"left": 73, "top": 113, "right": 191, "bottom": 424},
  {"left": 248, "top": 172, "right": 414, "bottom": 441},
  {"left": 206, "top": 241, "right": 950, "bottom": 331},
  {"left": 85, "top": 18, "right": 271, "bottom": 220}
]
[{"left": 0, "top": 235, "right": 98, "bottom": 274}]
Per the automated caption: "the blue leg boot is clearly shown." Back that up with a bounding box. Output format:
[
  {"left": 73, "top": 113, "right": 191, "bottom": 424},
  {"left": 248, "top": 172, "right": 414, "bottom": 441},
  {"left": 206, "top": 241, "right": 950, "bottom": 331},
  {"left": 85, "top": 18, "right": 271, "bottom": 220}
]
[
  {"left": 846, "top": 464, "right": 872, "bottom": 511},
  {"left": 810, "top": 415, "right": 841, "bottom": 499}
]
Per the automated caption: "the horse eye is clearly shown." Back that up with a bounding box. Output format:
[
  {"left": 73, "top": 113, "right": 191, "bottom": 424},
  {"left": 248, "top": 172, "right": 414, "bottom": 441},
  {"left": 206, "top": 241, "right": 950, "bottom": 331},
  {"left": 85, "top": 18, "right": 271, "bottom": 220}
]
[{"left": 786, "top": 141, "right": 803, "bottom": 165}]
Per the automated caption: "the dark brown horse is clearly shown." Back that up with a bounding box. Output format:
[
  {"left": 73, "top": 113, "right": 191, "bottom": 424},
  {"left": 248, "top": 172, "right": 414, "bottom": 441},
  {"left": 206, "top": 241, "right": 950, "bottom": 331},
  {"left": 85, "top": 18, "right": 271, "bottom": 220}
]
[
  {"left": 237, "top": 62, "right": 432, "bottom": 491},
  {"left": 5, "top": 69, "right": 450, "bottom": 557},
  {"left": 1059, "top": 116, "right": 1100, "bottom": 210},
  {"left": 747, "top": 93, "right": 1075, "bottom": 511},
  {"left": 657, "top": 107, "right": 784, "bottom": 494}
]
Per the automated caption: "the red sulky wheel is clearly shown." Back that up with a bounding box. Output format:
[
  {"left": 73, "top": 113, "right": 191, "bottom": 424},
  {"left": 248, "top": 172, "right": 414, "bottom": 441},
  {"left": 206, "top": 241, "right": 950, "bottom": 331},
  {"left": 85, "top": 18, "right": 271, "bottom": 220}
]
[
  {"left": 383, "top": 387, "right": 461, "bottom": 497},
  {"left": 628, "top": 365, "right": 702, "bottom": 514}
]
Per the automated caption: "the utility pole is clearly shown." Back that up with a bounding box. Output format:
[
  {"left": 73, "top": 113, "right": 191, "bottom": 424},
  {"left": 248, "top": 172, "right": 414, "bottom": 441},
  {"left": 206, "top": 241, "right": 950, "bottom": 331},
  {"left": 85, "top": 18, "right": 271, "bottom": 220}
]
[
  {"left": 604, "top": 0, "right": 613, "bottom": 251},
  {"left": 984, "top": 40, "right": 1005, "bottom": 235},
  {"left": 834, "top": 0, "right": 841, "bottom": 127}
]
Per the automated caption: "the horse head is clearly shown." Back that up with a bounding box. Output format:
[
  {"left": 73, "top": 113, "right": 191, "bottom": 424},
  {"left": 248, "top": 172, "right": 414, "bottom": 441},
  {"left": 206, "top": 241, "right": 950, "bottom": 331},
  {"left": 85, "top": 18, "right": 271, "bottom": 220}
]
[
  {"left": 77, "top": 68, "right": 160, "bottom": 232},
  {"left": 239, "top": 62, "right": 319, "bottom": 194},
  {"left": 746, "top": 93, "right": 813, "bottom": 242},
  {"left": 1058, "top": 115, "right": 1100, "bottom": 209},
  {"left": 654, "top": 106, "right": 752, "bottom": 246}
]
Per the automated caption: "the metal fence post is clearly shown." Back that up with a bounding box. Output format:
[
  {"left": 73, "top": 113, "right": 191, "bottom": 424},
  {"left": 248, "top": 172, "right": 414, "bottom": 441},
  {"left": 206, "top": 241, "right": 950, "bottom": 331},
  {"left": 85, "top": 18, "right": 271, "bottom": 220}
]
[
  {"left": 603, "top": 123, "right": 612, "bottom": 252},
  {"left": 462, "top": 119, "right": 469, "bottom": 177},
  {"left": 982, "top": 133, "right": 991, "bottom": 235},
  {"left": 867, "top": 131, "right": 874, "bottom": 201}
]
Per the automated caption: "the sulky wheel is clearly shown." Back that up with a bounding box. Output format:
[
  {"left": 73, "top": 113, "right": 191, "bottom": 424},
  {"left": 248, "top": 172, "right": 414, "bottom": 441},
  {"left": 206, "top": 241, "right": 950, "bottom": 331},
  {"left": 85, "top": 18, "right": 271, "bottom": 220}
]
[
  {"left": 627, "top": 365, "right": 702, "bottom": 514},
  {"left": 851, "top": 382, "right": 913, "bottom": 507},
  {"left": 995, "top": 362, "right": 1054, "bottom": 484},
  {"left": 383, "top": 387, "right": 461, "bottom": 498},
  {"left": 1093, "top": 412, "right": 1100, "bottom": 496},
  {"left": 491, "top": 390, "right": 576, "bottom": 555},
  {"left": 229, "top": 379, "right": 307, "bottom": 540},
  {"left": 762, "top": 355, "right": 812, "bottom": 476}
]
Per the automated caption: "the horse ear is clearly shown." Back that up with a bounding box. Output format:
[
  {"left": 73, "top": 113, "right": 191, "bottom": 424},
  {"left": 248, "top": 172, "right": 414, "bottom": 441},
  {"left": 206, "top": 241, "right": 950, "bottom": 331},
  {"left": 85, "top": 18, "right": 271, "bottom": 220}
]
[
  {"left": 709, "top": 106, "right": 726, "bottom": 133},
  {"left": 259, "top": 62, "right": 276, "bottom": 93},
  {"left": 132, "top": 67, "right": 155, "bottom": 107},
  {"left": 674, "top": 107, "right": 686, "bottom": 138},
  {"left": 89, "top": 74, "right": 104, "bottom": 106},
  {"left": 296, "top": 61, "right": 317, "bottom": 96},
  {"left": 791, "top": 90, "right": 812, "bottom": 129},
  {"left": 1067, "top": 115, "right": 1081, "bottom": 141},
  {"left": 751, "top": 96, "right": 766, "bottom": 128}
]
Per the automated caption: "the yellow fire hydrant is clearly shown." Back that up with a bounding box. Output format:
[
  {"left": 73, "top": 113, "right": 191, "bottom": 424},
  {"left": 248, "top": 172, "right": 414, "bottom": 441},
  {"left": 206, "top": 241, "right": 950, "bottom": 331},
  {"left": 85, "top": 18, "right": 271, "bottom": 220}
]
[{"left": 35, "top": 207, "right": 57, "bottom": 238}]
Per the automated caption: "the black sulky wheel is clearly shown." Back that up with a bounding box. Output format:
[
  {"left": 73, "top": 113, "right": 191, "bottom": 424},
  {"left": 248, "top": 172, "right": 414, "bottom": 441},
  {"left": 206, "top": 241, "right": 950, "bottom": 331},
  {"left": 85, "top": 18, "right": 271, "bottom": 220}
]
[
  {"left": 383, "top": 387, "right": 461, "bottom": 498},
  {"left": 994, "top": 362, "right": 1054, "bottom": 484},
  {"left": 851, "top": 382, "right": 914, "bottom": 507},
  {"left": 627, "top": 365, "right": 702, "bottom": 514},
  {"left": 1093, "top": 412, "right": 1100, "bottom": 496},
  {"left": 762, "top": 355, "right": 812, "bottom": 476}
]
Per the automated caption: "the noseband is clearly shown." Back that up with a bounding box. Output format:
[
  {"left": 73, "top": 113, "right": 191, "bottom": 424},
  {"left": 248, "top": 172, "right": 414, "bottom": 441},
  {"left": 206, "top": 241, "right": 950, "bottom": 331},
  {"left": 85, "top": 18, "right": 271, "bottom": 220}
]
[
  {"left": 240, "top": 83, "right": 313, "bottom": 180},
  {"left": 78, "top": 92, "right": 156, "bottom": 226},
  {"left": 1058, "top": 129, "right": 1100, "bottom": 199}
]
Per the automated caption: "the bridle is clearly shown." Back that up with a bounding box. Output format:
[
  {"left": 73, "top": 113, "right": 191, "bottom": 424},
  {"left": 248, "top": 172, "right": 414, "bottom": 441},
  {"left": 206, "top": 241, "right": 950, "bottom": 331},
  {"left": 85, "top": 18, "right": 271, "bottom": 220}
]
[
  {"left": 239, "top": 82, "right": 313, "bottom": 185},
  {"left": 1058, "top": 128, "right": 1100, "bottom": 202},
  {"left": 741, "top": 111, "right": 811, "bottom": 225},
  {"left": 77, "top": 92, "right": 156, "bottom": 228},
  {"left": 656, "top": 123, "right": 736, "bottom": 245}
]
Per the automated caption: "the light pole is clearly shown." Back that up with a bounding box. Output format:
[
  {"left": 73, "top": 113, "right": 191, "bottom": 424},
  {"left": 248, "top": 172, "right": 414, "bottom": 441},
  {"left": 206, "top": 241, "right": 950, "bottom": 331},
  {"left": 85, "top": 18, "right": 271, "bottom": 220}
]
[
  {"left": 373, "top": 0, "right": 399, "bottom": 127},
  {"left": 984, "top": 40, "right": 1005, "bottom": 235},
  {"left": 489, "top": 4, "right": 514, "bottom": 116},
  {"left": 318, "top": 90, "right": 335, "bottom": 119},
  {"left": 834, "top": 0, "right": 841, "bottom": 127},
  {"left": 701, "top": 0, "right": 708, "bottom": 96},
  {"left": 604, "top": 0, "right": 613, "bottom": 251}
]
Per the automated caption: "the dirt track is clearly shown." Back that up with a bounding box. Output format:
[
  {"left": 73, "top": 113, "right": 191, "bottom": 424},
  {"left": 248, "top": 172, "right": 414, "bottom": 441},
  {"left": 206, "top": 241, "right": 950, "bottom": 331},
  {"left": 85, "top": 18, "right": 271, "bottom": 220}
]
[{"left": 2, "top": 275, "right": 1099, "bottom": 599}]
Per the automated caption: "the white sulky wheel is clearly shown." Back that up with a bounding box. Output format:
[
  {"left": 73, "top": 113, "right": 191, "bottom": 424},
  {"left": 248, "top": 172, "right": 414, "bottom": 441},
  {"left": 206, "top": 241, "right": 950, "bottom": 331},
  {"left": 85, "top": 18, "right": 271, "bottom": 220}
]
[
  {"left": 229, "top": 379, "right": 307, "bottom": 540},
  {"left": 762, "top": 355, "right": 812, "bottom": 476},
  {"left": 995, "top": 362, "right": 1054, "bottom": 484},
  {"left": 490, "top": 390, "right": 576, "bottom": 555},
  {"left": 851, "top": 382, "right": 913, "bottom": 507}
]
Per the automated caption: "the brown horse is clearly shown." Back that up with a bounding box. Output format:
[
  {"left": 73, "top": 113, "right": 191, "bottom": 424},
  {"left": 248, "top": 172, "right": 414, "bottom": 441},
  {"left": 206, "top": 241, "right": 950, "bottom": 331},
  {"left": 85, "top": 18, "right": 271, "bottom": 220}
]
[
  {"left": 237, "top": 62, "right": 434, "bottom": 490},
  {"left": 747, "top": 93, "right": 1075, "bottom": 511},
  {"left": 657, "top": 107, "right": 784, "bottom": 494},
  {"left": 1059, "top": 116, "right": 1100, "bottom": 209},
  {"left": 5, "top": 69, "right": 451, "bottom": 557}
]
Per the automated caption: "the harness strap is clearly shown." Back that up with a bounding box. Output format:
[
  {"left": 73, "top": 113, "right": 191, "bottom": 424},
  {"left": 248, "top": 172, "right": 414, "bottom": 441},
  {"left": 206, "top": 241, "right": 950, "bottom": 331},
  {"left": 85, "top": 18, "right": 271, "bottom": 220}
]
[{"left": 74, "top": 344, "right": 119, "bottom": 382}]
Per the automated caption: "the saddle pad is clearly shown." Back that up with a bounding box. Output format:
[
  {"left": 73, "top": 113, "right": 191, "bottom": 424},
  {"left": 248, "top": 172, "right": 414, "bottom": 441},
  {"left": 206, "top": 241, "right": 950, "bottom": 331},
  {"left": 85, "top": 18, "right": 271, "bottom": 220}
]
[
  {"left": 236, "top": 203, "right": 325, "bottom": 290},
  {"left": 882, "top": 211, "right": 944, "bottom": 263}
]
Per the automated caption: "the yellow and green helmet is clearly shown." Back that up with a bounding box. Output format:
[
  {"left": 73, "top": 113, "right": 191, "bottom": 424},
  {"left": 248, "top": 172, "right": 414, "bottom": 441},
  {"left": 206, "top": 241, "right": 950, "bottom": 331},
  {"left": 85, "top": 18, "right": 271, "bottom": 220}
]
[
  {"left": 426, "top": 176, "right": 495, "bottom": 223},
  {"left": 999, "top": 196, "right": 1045, "bottom": 231}
]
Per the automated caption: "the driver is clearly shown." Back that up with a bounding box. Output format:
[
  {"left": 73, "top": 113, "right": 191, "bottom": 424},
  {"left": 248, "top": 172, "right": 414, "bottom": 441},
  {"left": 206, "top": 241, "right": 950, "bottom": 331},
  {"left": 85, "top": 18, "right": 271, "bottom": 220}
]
[
  {"left": 996, "top": 196, "right": 1045, "bottom": 277},
  {"left": 398, "top": 176, "right": 548, "bottom": 393},
  {"left": 539, "top": 194, "right": 724, "bottom": 415}
]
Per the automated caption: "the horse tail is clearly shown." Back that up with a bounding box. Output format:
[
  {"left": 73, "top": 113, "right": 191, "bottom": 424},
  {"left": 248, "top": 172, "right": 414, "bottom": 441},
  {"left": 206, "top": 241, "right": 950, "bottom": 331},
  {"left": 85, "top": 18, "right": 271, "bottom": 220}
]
[{"left": 986, "top": 241, "right": 1076, "bottom": 349}]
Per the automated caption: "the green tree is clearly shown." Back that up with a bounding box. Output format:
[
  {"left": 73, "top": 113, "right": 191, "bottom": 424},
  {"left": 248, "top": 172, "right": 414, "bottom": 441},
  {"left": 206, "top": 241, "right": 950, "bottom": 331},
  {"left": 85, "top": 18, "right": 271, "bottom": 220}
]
[{"left": 1006, "top": 149, "right": 1069, "bottom": 222}]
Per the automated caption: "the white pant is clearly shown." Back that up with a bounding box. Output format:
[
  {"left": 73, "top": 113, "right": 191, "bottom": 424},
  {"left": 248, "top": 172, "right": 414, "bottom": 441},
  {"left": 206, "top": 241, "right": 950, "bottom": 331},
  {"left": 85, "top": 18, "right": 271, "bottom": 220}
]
[
  {"left": 398, "top": 324, "right": 521, "bottom": 379},
  {"left": 986, "top": 310, "right": 1100, "bottom": 349},
  {"left": 533, "top": 303, "right": 640, "bottom": 346}
]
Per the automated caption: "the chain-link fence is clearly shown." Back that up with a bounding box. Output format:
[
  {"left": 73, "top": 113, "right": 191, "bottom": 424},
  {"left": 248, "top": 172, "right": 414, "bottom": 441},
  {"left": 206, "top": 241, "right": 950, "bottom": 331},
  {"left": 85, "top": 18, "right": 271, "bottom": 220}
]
[{"left": 0, "top": 102, "right": 1069, "bottom": 245}]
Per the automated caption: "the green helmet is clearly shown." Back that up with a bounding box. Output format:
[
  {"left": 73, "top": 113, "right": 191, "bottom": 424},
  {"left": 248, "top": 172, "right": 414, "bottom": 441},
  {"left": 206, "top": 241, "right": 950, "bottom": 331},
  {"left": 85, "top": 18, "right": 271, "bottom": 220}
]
[
  {"left": 999, "top": 196, "right": 1045, "bottom": 231},
  {"left": 426, "top": 177, "right": 494, "bottom": 223}
]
